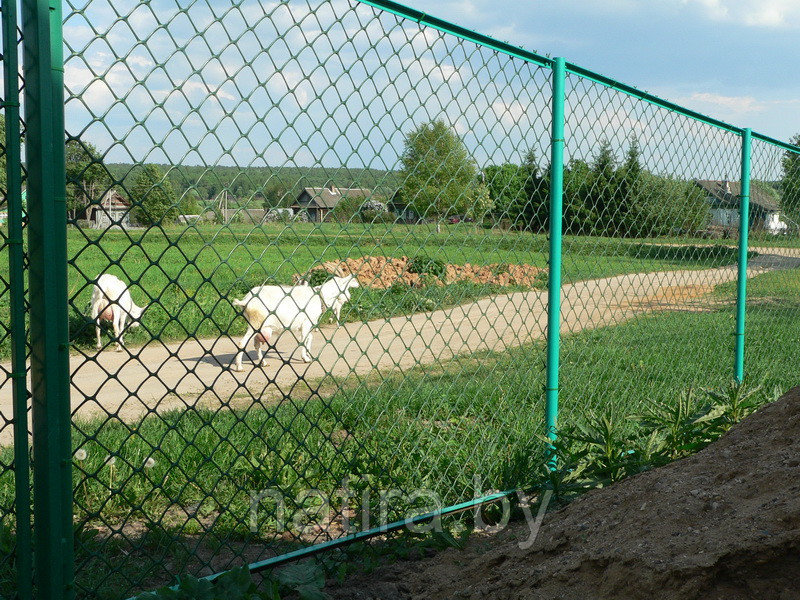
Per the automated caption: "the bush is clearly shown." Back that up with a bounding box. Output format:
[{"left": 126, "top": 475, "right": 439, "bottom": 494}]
[
  {"left": 131, "top": 164, "right": 180, "bottom": 225},
  {"left": 263, "top": 208, "right": 294, "bottom": 223},
  {"left": 359, "top": 209, "right": 395, "bottom": 224},
  {"left": 407, "top": 255, "right": 446, "bottom": 278},
  {"left": 303, "top": 269, "right": 334, "bottom": 287}
]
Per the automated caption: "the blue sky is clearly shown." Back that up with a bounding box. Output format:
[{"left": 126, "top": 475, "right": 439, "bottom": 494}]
[
  {"left": 399, "top": 0, "right": 800, "bottom": 142},
  {"left": 60, "top": 0, "right": 797, "bottom": 179}
]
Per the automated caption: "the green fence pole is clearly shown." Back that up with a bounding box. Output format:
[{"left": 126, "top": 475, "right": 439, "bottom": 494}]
[
  {"left": 21, "top": 0, "right": 73, "bottom": 598},
  {"left": 2, "top": 0, "right": 33, "bottom": 597},
  {"left": 734, "top": 128, "right": 751, "bottom": 383},
  {"left": 545, "top": 57, "right": 566, "bottom": 464}
]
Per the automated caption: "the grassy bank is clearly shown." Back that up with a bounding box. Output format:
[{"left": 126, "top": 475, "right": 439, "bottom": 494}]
[
  {"left": 0, "top": 222, "right": 750, "bottom": 359},
  {"left": 1, "top": 269, "right": 797, "bottom": 598}
]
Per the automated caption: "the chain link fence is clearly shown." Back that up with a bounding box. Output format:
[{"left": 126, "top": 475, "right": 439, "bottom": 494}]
[{"left": 1, "top": 0, "right": 799, "bottom": 598}]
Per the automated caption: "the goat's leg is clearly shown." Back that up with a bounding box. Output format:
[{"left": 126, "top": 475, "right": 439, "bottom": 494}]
[
  {"left": 299, "top": 322, "right": 313, "bottom": 363},
  {"left": 91, "top": 303, "right": 103, "bottom": 350},
  {"left": 232, "top": 326, "right": 255, "bottom": 371},
  {"left": 113, "top": 312, "right": 125, "bottom": 352},
  {"left": 256, "top": 328, "right": 272, "bottom": 367}
]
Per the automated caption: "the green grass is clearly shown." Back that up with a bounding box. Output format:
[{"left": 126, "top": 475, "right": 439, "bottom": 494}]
[
  {"left": 2, "top": 268, "right": 797, "bottom": 599},
  {"left": 0, "top": 221, "right": 753, "bottom": 359}
]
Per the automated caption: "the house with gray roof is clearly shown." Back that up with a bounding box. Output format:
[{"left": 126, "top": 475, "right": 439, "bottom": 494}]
[
  {"left": 694, "top": 179, "right": 788, "bottom": 234},
  {"left": 290, "top": 185, "right": 372, "bottom": 222}
]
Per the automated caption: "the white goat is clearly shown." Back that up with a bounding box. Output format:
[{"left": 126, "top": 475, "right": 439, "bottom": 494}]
[
  {"left": 231, "top": 275, "right": 359, "bottom": 371},
  {"left": 299, "top": 273, "right": 360, "bottom": 322},
  {"left": 90, "top": 273, "right": 145, "bottom": 351}
]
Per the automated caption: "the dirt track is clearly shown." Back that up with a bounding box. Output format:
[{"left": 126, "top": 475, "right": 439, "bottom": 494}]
[
  {"left": 1, "top": 249, "right": 798, "bottom": 443},
  {"left": 327, "top": 385, "right": 800, "bottom": 600}
]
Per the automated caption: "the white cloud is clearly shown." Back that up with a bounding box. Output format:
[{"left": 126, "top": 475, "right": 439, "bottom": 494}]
[
  {"left": 181, "top": 80, "right": 237, "bottom": 102},
  {"left": 678, "top": 0, "right": 800, "bottom": 28},
  {"left": 679, "top": 92, "right": 765, "bottom": 115},
  {"left": 399, "top": 56, "right": 462, "bottom": 84},
  {"left": 125, "top": 54, "right": 154, "bottom": 69},
  {"left": 491, "top": 100, "right": 527, "bottom": 126}
]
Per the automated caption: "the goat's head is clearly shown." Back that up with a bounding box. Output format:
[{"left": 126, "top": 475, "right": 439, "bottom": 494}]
[
  {"left": 319, "top": 275, "right": 360, "bottom": 307},
  {"left": 344, "top": 274, "right": 360, "bottom": 290},
  {"left": 129, "top": 303, "right": 146, "bottom": 327}
]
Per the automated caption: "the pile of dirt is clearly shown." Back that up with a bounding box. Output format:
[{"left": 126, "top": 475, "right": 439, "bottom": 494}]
[
  {"left": 296, "top": 256, "right": 545, "bottom": 289},
  {"left": 327, "top": 387, "right": 800, "bottom": 600}
]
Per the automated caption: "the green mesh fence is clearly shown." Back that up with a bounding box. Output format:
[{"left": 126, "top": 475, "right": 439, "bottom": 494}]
[
  {"left": 1, "top": 0, "right": 31, "bottom": 596},
  {"left": 0, "top": 0, "right": 798, "bottom": 598}
]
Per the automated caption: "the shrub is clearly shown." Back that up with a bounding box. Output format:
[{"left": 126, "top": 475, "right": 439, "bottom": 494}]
[
  {"left": 359, "top": 209, "right": 395, "bottom": 224},
  {"left": 407, "top": 256, "right": 446, "bottom": 278},
  {"left": 303, "top": 269, "right": 334, "bottom": 287},
  {"left": 131, "top": 164, "right": 180, "bottom": 225}
]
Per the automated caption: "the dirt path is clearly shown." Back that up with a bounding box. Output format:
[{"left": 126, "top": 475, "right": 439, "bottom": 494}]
[
  {"left": 326, "top": 386, "right": 800, "bottom": 600},
  {"left": 1, "top": 254, "right": 797, "bottom": 443}
]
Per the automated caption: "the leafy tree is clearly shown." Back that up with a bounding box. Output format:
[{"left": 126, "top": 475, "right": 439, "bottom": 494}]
[
  {"left": 261, "top": 181, "right": 290, "bottom": 208},
  {"left": 627, "top": 173, "right": 708, "bottom": 236},
  {"left": 397, "top": 119, "right": 477, "bottom": 218},
  {"left": 519, "top": 149, "right": 549, "bottom": 231},
  {"left": 590, "top": 138, "right": 618, "bottom": 234},
  {"left": 616, "top": 136, "right": 644, "bottom": 235},
  {"left": 465, "top": 181, "right": 494, "bottom": 223},
  {"left": 485, "top": 163, "right": 526, "bottom": 219},
  {"left": 65, "top": 139, "right": 110, "bottom": 219},
  {"left": 781, "top": 134, "right": 800, "bottom": 221},
  {"left": 563, "top": 158, "right": 597, "bottom": 234},
  {"left": 131, "top": 164, "right": 179, "bottom": 225},
  {"left": 179, "top": 189, "right": 202, "bottom": 215},
  {"left": 484, "top": 149, "right": 547, "bottom": 231}
]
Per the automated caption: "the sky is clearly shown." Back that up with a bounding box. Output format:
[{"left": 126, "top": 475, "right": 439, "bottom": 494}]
[
  {"left": 398, "top": 0, "right": 800, "bottom": 142},
  {"left": 57, "top": 0, "right": 797, "bottom": 179}
]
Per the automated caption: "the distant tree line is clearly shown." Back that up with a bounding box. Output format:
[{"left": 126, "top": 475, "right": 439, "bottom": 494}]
[
  {"left": 782, "top": 133, "right": 800, "bottom": 223},
  {"left": 4, "top": 112, "right": 799, "bottom": 232},
  {"left": 105, "top": 163, "right": 400, "bottom": 211},
  {"left": 484, "top": 137, "right": 712, "bottom": 237}
]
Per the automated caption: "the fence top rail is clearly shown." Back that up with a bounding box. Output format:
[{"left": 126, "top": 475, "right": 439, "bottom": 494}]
[{"left": 356, "top": 0, "right": 800, "bottom": 154}]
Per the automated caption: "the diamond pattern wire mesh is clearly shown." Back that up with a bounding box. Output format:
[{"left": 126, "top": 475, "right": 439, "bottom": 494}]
[
  {"left": 0, "top": 3, "right": 30, "bottom": 596},
  {"left": 0, "top": 0, "right": 796, "bottom": 598},
  {"left": 745, "top": 137, "right": 800, "bottom": 388},
  {"left": 62, "top": 1, "right": 553, "bottom": 597},
  {"left": 558, "top": 73, "right": 746, "bottom": 427}
]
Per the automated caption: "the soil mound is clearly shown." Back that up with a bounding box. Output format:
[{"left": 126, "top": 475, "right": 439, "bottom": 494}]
[
  {"left": 296, "top": 256, "right": 545, "bottom": 289},
  {"left": 328, "top": 386, "right": 800, "bottom": 600}
]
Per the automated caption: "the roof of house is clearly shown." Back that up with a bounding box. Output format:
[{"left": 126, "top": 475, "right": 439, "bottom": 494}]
[
  {"left": 292, "top": 186, "right": 373, "bottom": 209},
  {"left": 695, "top": 179, "right": 781, "bottom": 212},
  {"left": 97, "top": 189, "right": 131, "bottom": 209}
]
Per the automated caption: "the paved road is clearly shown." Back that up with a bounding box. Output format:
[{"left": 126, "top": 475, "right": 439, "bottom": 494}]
[{"left": 3, "top": 248, "right": 799, "bottom": 444}]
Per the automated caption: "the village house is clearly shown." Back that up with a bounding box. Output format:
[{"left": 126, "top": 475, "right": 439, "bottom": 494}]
[
  {"left": 290, "top": 185, "right": 372, "bottom": 223},
  {"left": 87, "top": 189, "right": 134, "bottom": 229},
  {"left": 694, "top": 179, "right": 788, "bottom": 235}
]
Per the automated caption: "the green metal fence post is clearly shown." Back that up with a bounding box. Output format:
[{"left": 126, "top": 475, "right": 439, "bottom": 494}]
[
  {"left": 734, "top": 128, "right": 751, "bottom": 383},
  {"left": 2, "top": 0, "right": 33, "bottom": 597},
  {"left": 545, "top": 57, "right": 566, "bottom": 463},
  {"left": 21, "top": 0, "right": 73, "bottom": 598}
]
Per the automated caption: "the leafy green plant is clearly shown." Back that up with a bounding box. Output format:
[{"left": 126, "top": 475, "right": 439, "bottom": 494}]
[
  {"left": 558, "top": 413, "right": 642, "bottom": 485},
  {"left": 700, "top": 380, "right": 763, "bottom": 432},
  {"left": 406, "top": 255, "right": 446, "bottom": 278},
  {"left": 303, "top": 269, "right": 335, "bottom": 287},
  {"left": 134, "top": 563, "right": 328, "bottom": 600},
  {"left": 635, "top": 388, "right": 711, "bottom": 461}
]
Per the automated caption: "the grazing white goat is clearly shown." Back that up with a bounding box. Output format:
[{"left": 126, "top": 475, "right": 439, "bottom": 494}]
[
  {"left": 298, "top": 274, "right": 361, "bottom": 322},
  {"left": 231, "top": 275, "right": 359, "bottom": 371},
  {"left": 91, "top": 273, "right": 145, "bottom": 351}
]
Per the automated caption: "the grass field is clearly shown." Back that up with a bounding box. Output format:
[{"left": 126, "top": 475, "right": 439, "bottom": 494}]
[
  {"left": 1, "top": 267, "right": 796, "bottom": 598},
  {"left": 0, "top": 221, "right": 752, "bottom": 359}
]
